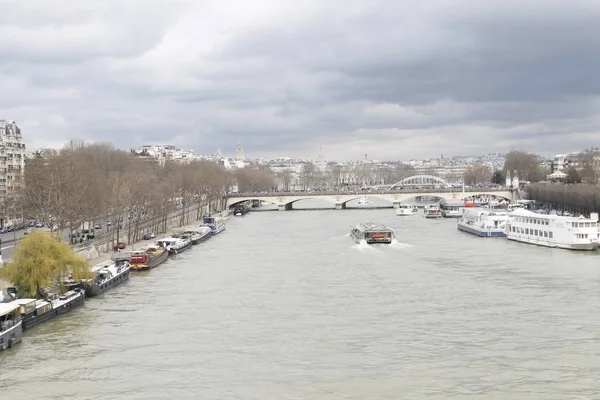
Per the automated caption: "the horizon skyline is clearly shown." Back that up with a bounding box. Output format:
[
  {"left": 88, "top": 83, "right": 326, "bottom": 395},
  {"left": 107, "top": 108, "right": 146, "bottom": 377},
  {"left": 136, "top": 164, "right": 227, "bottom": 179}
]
[
  {"left": 4, "top": 1, "right": 600, "bottom": 159},
  {"left": 30, "top": 136, "right": 565, "bottom": 162}
]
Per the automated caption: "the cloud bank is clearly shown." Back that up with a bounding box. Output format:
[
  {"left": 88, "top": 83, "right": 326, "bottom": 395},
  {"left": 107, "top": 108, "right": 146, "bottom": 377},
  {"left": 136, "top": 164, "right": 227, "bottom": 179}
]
[{"left": 1, "top": 0, "right": 599, "bottom": 160}]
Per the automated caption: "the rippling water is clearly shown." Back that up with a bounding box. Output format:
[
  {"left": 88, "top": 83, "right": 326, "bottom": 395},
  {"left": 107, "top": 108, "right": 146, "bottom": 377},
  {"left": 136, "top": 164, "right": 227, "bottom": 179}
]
[{"left": 2, "top": 201, "right": 600, "bottom": 399}]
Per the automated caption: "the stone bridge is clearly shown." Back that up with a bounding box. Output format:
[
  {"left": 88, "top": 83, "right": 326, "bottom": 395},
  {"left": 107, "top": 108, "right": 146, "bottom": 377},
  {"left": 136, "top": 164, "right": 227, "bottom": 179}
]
[{"left": 227, "top": 188, "right": 517, "bottom": 210}]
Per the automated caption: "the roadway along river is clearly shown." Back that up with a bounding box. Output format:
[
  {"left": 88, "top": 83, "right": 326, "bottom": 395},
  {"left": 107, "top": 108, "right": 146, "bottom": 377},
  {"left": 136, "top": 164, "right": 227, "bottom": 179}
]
[{"left": 2, "top": 200, "right": 600, "bottom": 399}]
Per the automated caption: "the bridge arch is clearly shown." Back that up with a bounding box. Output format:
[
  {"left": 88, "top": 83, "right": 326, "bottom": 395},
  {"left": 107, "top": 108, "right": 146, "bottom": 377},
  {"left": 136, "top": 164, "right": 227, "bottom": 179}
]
[{"left": 390, "top": 175, "right": 448, "bottom": 189}]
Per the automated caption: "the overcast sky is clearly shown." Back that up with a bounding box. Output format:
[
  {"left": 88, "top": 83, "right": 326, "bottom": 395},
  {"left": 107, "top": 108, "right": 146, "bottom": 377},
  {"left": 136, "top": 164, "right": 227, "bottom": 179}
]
[{"left": 1, "top": 0, "right": 599, "bottom": 160}]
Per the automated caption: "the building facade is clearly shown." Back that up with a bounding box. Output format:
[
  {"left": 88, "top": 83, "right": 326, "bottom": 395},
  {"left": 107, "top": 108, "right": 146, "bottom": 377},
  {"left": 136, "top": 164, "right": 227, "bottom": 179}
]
[{"left": 0, "top": 120, "right": 26, "bottom": 227}]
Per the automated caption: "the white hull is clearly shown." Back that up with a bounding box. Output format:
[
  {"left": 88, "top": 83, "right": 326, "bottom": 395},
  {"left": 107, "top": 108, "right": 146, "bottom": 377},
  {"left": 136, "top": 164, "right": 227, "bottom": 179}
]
[
  {"left": 507, "top": 235, "right": 599, "bottom": 250},
  {"left": 396, "top": 205, "right": 418, "bottom": 216},
  {"left": 506, "top": 209, "right": 600, "bottom": 251},
  {"left": 396, "top": 210, "right": 417, "bottom": 216}
]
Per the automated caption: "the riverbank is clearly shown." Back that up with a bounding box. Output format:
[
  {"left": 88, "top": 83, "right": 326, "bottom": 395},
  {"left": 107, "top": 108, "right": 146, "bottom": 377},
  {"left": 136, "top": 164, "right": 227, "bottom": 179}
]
[{"left": 0, "top": 207, "right": 232, "bottom": 290}]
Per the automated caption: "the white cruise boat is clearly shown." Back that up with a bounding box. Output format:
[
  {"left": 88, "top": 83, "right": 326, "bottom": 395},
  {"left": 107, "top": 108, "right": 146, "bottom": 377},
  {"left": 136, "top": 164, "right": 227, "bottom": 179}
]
[
  {"left": 457, "top": 208, "right": 508, "bottom": 237},
  {"left": 506, "top": 209, "right": 600, "bottom": 250},
  {"left": 157, "top": 236, "right": 192, "bottom": 255},
  {"left": 440, "top": 199, "right": 465, "bottom": 218},
  {"left": 396, "top": 204, "right": 418, "bottom": 216},
  {"left": 350, "top": 221, "right": 395, "bottom": 245},
  {"left": 424, "top": 204, "right": 442, "bottom": 219}
]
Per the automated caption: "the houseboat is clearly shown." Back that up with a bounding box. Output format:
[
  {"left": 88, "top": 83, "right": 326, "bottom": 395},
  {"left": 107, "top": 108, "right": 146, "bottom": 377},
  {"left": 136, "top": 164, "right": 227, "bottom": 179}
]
[
  {"left": 157, "top": 236, "right": 192, "bottom": 255},
  {"left": 424, "top": 204, "right": 442, "bottom": 219},
  {"left": 130, "top": 245, "right": 169, "bottom": 271},
  {"left": 13, "top": 289, "right": 85, "bottom": 331},
  {"left": 0, "top": 302, "right": 22, "bottom": 351},
  {"left": 506, "top": 209, "right": 600, "bottom": 250},
  {"left": 350, "top": 221, "right": 395, "bottom": 245},
  {"left": 440, "top": 199, "right": 465, "bottom": 218},
  {"left": 457, "top": 208, "right": 508, "bottom": 237},
  {"left": 184, "top": 227, "right": 212, "bottom": 244},
  {"left": 203, "top": 215, "right": 226, "bottom": 235},
  {"left": 83, "top": 260, "right": 131, "bottom": 297},
  {"left": 396, "top": 204, "right": 418, "bottom": 216}
]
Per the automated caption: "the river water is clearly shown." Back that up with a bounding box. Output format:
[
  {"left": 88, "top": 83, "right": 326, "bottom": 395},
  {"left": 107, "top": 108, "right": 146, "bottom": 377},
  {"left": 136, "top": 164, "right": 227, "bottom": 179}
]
[{"left": 2, "top": 199, "right": 600, "bottom": 399}]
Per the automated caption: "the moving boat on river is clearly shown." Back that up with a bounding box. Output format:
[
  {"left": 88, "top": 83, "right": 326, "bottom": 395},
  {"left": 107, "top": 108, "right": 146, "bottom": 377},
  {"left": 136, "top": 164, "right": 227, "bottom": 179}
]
[{"left": 350, "top": 221, "right": 395, "bottom": 245}]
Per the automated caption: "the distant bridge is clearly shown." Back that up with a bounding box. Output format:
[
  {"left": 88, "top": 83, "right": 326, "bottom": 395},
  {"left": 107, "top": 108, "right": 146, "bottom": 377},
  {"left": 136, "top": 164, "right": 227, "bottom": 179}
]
[
  {"left": 227, "top": 187, "right": 517, "bottom": 210},
  {"left": 390, "top": 174, "right": 451, "bottom": 189}
]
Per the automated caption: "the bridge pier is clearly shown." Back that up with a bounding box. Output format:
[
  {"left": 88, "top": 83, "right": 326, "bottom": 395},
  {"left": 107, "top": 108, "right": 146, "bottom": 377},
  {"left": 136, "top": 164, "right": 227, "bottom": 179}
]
[
  {"left": 393, "top": 201, "right": 400, "bottom": 209},
  {"left": 335, "top": 203, "right": 347, "bottom": 210},
  {"left": 278, "top": 203, "right": 292, "bottom": 211}
]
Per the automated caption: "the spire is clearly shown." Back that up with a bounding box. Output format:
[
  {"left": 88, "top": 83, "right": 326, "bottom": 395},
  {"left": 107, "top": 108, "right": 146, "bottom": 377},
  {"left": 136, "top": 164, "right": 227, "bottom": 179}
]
[
  {"left": 317, "top": 144, "right": 325, "bottom": 164},
  {"left": 235, "top": 141, "right": 245, "bottom": 161}
]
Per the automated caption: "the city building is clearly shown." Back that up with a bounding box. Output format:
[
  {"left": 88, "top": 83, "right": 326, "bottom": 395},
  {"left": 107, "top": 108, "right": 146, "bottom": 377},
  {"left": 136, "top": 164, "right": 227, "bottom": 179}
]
[{"left": 0, "top": 120, "right": 26, "bottom": 227}]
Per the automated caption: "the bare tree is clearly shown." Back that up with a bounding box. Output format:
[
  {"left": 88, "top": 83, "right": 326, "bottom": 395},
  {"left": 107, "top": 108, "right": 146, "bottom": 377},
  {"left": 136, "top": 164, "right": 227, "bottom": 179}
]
[
  {"left": 578, "top": 148, "right": 599, "bottom": 184},
  {"left": 276, "top": 169, "right": 293, "bottom": 191},
  {"left": 504, "top": 151, "right": 547, "bottom": 182},
  {"left": 463, "top": 164, "right": 493, "bottom": 186},
  {"left": 299, "top": 162, "right": 317, "bottom": 190}
]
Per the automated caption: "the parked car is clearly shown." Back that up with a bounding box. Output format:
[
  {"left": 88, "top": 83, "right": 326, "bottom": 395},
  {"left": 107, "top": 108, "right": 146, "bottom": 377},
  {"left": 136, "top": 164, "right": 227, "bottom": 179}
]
[
  {"left": 113, "top": 242, "right": 126, "bottom": 251},
  {"left": 143, "top": 233, "right": 155, "bottom": 240}
]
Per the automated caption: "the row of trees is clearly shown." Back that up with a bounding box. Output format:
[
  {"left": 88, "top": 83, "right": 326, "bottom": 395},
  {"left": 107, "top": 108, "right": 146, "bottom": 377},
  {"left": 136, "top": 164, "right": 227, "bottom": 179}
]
[
  {"left": 20, "top": 141, "right": 231, "bottom": 245},
  {"left": 526, "top": 183, "right": 600, "bottom": 212},
  {"left": 234, "top": 162, "right": 419, "bottom": 192}
]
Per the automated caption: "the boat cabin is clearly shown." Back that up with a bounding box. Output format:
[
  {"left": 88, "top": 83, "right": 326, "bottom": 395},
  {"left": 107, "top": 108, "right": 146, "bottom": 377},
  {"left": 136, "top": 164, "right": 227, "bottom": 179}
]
[{"left": 0, "top": 302, "right": 21, "bottom": 333}]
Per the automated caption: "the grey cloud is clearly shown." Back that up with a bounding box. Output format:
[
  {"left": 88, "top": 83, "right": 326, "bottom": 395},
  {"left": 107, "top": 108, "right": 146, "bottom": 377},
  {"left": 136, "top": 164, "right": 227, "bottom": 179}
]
[{"left": 2, "top": 0, "right": 600, "bottom": 160}]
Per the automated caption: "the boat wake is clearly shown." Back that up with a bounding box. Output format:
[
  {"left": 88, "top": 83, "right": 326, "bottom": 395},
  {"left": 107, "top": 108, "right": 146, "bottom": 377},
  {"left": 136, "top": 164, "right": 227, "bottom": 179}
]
[
  {"left": 389, "top": 239, "right": 413, "bottom": 249},
  {"left": 352, "top": 240, "right": 381, "bottom": 252}
]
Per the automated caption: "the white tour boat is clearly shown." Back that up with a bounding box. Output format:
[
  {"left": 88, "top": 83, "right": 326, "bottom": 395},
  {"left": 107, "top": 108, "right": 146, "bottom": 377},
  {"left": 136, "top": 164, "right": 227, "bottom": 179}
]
[
  {"left": 396, "top": 204, "right": 418, "bottom": 216},
  {"left": 350, "top": 221, "right": 395, "bottom": 245},
  {"left": 506, "top": 209, "right": 600, "bottom": 250},
  {"left": 424, "top": 204, "right": 442, "bottom": 219},
  {"left": 457, "top": 208, "right": 508, "bottom": 237},
  {"left": 440, "top": 199, "right": 465, "bottom": 218}
]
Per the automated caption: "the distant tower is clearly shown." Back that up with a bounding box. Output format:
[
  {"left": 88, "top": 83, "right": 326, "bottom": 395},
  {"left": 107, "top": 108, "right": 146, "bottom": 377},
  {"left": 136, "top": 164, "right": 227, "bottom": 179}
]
[
  {"left": 317, "top": 144, "right": 325, "bottom": 164},
  {"left": 505, "top": 170, "right": 511, "bottom": 187},
  {"left": 235, "top": 141, "right": 245, "bottom": 161}
]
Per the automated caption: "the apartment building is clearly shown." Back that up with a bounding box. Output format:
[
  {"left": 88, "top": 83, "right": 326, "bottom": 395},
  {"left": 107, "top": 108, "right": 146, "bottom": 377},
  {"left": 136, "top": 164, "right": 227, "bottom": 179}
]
[{"left": 0, "top": 120, "right": 26, "bottom": 227}]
